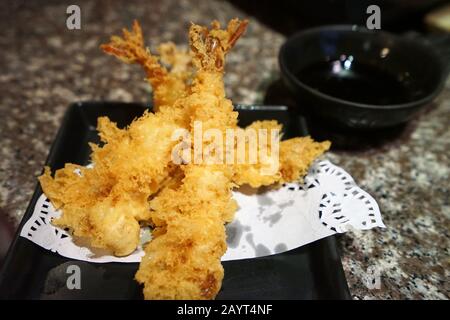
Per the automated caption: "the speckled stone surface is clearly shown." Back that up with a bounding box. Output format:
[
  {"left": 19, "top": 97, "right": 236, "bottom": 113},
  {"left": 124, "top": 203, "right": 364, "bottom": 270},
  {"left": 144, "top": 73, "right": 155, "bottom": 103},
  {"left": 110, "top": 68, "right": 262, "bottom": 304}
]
[{"left": 0, "top": 0, "right": 448, "bottom": 299}]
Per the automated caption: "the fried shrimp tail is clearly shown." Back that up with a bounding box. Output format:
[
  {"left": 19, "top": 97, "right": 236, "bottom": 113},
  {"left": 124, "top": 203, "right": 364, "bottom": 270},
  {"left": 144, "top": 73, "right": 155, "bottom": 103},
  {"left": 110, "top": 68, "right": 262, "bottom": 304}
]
[
  {"left": 189, "top": 18, "right": 248, "bottom": 72},
  {"left": 101, "top": 20, "right": 188, "bottom": 109},
  {"left": 101, "top": 20, "right": 167, "bottom": 86}
]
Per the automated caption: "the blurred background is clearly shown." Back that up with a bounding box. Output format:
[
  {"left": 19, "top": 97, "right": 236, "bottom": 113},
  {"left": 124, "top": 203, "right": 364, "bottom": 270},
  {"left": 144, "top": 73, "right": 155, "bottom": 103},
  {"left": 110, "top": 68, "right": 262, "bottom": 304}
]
[
  {"left": 4, "top": 0, "right": 450, "bottom": 33},
  {"left": 229, "top": 0, "right": 450, "bottom": 34}
]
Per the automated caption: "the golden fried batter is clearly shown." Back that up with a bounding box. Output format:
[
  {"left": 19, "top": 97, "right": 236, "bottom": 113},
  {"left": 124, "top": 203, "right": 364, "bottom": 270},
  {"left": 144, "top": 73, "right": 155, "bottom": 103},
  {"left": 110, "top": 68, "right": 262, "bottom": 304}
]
[
  {"left": 40, "top": 110, "right": 182, "bottom": 256},
  {"left": 39, "top": 18, "right": 330, "bottom": 299},
  {"left": 135, "top": 19, "right": 247, "bottom": 300},
  {"left": 232, "top": 120, "right": 330, "bottom": 187},
  {"left": 136, "top": 165, "right": 236, "bottom": 299}
]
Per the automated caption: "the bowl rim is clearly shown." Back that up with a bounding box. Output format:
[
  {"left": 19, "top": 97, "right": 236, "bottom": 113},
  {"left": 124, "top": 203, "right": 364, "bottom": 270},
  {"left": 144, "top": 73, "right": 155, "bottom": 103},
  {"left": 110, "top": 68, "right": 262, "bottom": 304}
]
[{"left": 279, "top": 24, "right": 446, "bottom": 110}]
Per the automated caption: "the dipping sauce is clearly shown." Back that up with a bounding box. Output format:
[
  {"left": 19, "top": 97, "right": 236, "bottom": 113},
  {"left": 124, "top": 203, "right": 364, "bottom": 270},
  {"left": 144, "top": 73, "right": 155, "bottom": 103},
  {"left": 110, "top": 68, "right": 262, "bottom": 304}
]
[{"left": 295, "top": 58, "right": 413, "bottom": 105}]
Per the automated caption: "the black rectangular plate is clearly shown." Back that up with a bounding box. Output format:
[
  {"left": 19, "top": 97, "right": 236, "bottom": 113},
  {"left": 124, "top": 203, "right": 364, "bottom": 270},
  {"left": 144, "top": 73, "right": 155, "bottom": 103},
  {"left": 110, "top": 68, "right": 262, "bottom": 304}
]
[{"left": 0, "top": 102, "right": 350, "bottom": 300}]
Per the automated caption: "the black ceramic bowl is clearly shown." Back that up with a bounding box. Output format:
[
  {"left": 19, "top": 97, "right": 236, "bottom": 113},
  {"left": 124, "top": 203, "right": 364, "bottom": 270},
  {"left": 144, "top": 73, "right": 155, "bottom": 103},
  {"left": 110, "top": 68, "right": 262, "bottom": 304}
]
[{"left": 279, "top": 25, "right": 447, "bottom": 129}]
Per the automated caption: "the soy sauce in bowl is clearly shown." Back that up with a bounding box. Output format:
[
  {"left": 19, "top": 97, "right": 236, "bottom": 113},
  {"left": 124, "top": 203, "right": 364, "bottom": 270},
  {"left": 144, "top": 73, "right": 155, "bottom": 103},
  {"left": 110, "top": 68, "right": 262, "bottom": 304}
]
[
  {"left": 279, "top": 26, "right": 446, "bottom": 129},
  {"left": 295, "top": 57, "right": 413, "bottom": 106}
]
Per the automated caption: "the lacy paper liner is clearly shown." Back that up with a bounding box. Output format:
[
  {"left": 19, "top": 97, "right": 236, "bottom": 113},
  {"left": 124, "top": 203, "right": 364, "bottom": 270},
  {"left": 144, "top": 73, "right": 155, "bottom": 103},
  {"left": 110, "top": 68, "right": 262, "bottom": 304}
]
[{"left": 20, "top": 160, "right": 385, "bottom": 263}]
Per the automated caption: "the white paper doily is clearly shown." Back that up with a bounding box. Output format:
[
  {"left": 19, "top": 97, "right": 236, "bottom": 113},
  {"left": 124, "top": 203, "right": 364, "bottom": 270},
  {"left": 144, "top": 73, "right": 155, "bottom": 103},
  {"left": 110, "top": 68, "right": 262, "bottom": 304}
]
[{"left": 20, "top": 160, "right": 384, "bottom": 263}]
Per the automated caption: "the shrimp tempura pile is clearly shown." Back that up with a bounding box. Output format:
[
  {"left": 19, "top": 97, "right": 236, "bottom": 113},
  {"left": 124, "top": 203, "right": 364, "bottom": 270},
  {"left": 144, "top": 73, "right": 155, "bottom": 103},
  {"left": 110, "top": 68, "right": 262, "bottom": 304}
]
[{"left": 39, "top": 19, "right": 330, "bottom": 299}]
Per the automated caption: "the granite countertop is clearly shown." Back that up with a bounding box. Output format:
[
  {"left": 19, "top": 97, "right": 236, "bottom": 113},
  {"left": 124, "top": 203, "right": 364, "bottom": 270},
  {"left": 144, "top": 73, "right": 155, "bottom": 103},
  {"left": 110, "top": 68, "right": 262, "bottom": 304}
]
[{"left": 0, "top": 0, "right": 448, "bottom": 299}]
